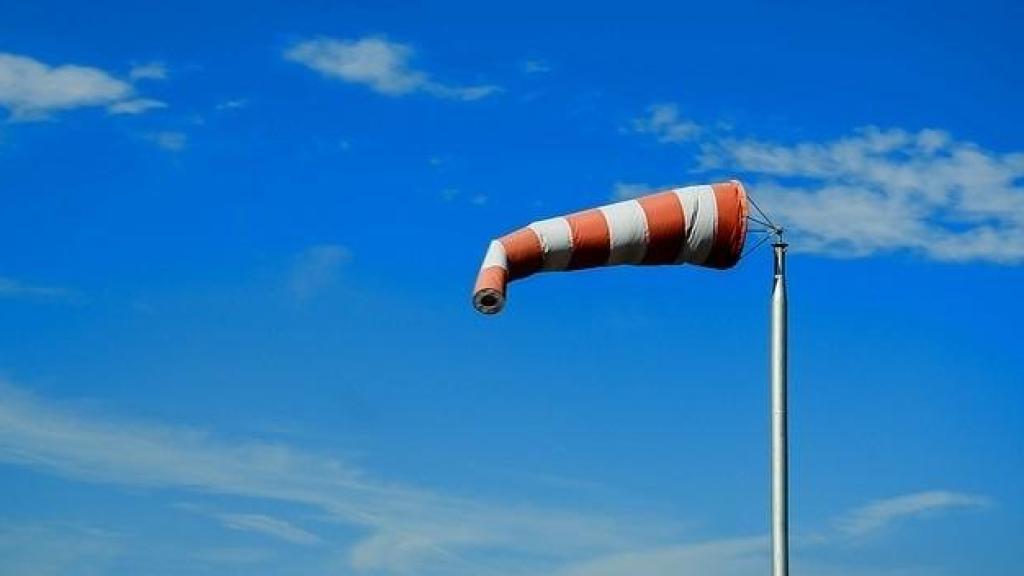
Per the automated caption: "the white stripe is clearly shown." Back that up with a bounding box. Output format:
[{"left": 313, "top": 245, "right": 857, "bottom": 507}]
[
  {"left": 675, "top": 185, "right": 717, "bottom": 264},
  {"left": 480, "top": 240, "right": 507, "bottom": 270},
  {"left": 528, "top": 217, "right": 573, "bottom": 271},
  {"left": 600, "top": 200, "right": 649, "bottom": 265}
]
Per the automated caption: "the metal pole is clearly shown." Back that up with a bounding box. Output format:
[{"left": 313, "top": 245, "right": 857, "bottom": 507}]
[{"left": 771, "top": 241, "right": 789, "bottom": 576}]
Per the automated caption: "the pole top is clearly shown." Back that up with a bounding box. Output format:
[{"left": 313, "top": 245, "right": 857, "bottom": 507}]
[{"left": 771, "top": 226, "right": 786, "bottom": 249}]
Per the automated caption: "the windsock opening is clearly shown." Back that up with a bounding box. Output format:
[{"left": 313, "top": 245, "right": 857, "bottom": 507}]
[
  {"left": 472, "top": 180, "right": 749, "bottom": 315},
  {"left": 474, "top": 288, "right": 505, "bottom": 314},
  {"left": 472, "top": 241, "right": 509, "bottom": 314}
]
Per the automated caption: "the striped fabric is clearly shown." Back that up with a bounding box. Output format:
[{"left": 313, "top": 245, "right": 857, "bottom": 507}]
[{"left": 473, "top": 180, "right": 748, "bottom": 314}]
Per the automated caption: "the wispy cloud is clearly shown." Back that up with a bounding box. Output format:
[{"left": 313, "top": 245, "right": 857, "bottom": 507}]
[
  {"left": 631, "top": 103, "right": 1024, "bottom": 263},
  {"left": 128, "top": 61, "right": 167, "bottom": 81},
  {"left": 289, "top": 244, "right": 352, "bottom": 300},
  {"left": 611, "top": 181, "right": 652, "bottom": 200},
  {"left": 439, "top": 188, "right": 488, "bottom": 207},
  {"left": 557, "top": 536, "right": 765, "bottom": 576},
  {"left": 215, "top": 513, "right": 322, "bottom": 546},
  {"left": 0, "top": 380, "right": 653, "bottom": 575},
  {"left": 0, "top": 276, "right": 77, "bottom": 302},
  {"left": 0, "top": 522, "right": 121, "bottom": 576},
  {"left": 0, "top": 52, "right": 163, "bottom": 121},
  {"left": 521, "top": 59, "right": 552, "bottom": 74},
  {"left": 189, "top": 546, "right": 274, "bottom": 566},
  {"left": 555, "top": 488, "right": 992, "bottom": 576},
  {"left": 0, "top": 381, "right": 994, "bottom": 574},
  {"left": 107, "top": 98, "right": 167, "bottom": 115},
  {"left": 147, "top": 131, "right": 187, "bottom": 151},
  {"left": 215, "top": 98, "right": 248, "bottom": 111},
  {"left": 630, "top": 104, "right": 700, "bottom": 143},
  {"left": 285, "top": 36, "right": 500, "bottom": 101},
  {"left": 835, "top": 490, "right": 990, "bottom": 537}
]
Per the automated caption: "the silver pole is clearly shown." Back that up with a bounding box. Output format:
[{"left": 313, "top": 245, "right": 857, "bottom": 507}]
[{"left": 771, "top": 241, "right": 789, "bottom": 576}]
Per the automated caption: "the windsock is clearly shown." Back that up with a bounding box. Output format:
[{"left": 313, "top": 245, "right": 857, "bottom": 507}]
[{"left": 473, "top": 180, "right": 748, "bottom": 314}]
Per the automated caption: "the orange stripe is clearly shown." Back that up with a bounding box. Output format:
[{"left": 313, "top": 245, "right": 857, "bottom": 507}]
[
  {"left": 473, "top": 265, "right": 507, "bottom": 296},
  {"left": 705, "top": 181, "right": 748, "bottom": 269},
  {"left": 566, "top": 209, "right": 611, "bottom": 269},
  {"left": 638, "top": 191, "right": 686, "bottom": 264},
  {"left": 499, "top": 228, "right": 544, "bottom": 280}
]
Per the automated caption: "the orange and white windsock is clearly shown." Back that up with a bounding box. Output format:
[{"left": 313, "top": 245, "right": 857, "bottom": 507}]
[{"left": 473, "top": 180, "right": 749, "bottom": 314}]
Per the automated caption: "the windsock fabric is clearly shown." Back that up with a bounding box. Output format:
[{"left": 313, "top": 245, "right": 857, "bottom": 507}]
[{"left": 473, "top": 180, "right": 748, "bottom": 314}]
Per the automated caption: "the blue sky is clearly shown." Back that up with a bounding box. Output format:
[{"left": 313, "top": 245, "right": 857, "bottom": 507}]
[{"left": 1, "top": 0, "right": 1022, "bottom": 574}]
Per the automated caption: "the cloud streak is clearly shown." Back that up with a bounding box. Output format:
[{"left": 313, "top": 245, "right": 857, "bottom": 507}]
[
  {"left": 521, "top": 59, "right": 552, "bottom": 74},
  {"left": 555, "top": 488, "right": 992, "bottom": 576},
  {"left": 0, "top": 381, "right": 647, "bottom": 575},
  {"left": 107, "top": 98, "right": 167, "bottom": 115},
  {"left": 557, "top": 536, "right": 766, "bottom": 576},
  {"left": 0, "top": 522, "right": 121, "bottom": 576},
  {"left": 0, "top": 276, "right": 78, "bottom": 302},
  {"left": 835, "top": 490, "right": 990, "bottom": 537},
  {"left": 215, "top": 513, "right": 322, "bottom": 546},
  {"left": 285, "top": 37, "right": 500, "bottom": 101},
  {"left": 147, "top": 131, "right": 187, "bottom": 151},
  {"left": 128, "top": 61, "right": 167, "bottom": 81},
  {"left": 0, "top": 381, "right": 995, "bottom": 574}
]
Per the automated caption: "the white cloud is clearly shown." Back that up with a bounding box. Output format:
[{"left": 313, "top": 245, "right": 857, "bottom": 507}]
[
  {"left": 611, "top": 181, "right": 651, "bottom": 200},
  {"left": 0, "top": 381, "right": 653, "bottom": 575},
  {"left": 289, "top": 244, "right": 352, "bottom": 299},
  {"left": 284, "top": 37, "right": 500, "bottom": 101},
  {"left": 0, "top": 52, "right": 165, "bottom": 121},
  {"left": 702, "top": 126, "right": 1024, "bottom": 263},
  {"left": 629, "top": 102, "right": 1024, "bottom": 263},
  {"left": 107, "top": 98, "right": 167, "bottom": 115},
  {"left": 835, "top": 490, "right": 990, "bottom": 537},
  {"left": 0, "top": 380, "right": 997, "bottom": 574},
  {"left": 129, "top": 61, "right": 167, "bottom": 81},
  {"left": 0, "top": 53, "right": 131, "bottom": 120},
  {"left": 148, "top": 131, "right": 187, "bottom": 151},
  {"left": 216, "top": 513, "right": 322, "bottom": 546},
  {"left": 630, "top": 104, "right": 700, "bottom": 143},
  {"left": 557, "top": 488, "right": 993, "bottom": 576}
]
